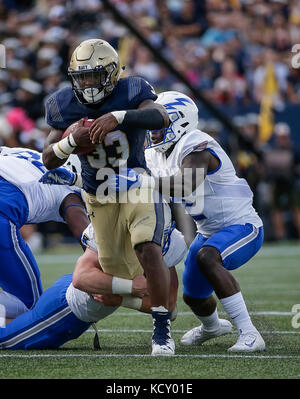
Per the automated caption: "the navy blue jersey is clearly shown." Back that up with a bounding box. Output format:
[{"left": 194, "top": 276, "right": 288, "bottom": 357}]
[{"left": 45, "top": 76, "right": 157, "bottom": 194}]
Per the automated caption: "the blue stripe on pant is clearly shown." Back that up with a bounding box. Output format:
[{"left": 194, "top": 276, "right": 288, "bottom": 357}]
[
  {"left": 0, "top": 215, "right": 43, "bottom": 309},
  {"left": 0, "top": 274, "right": 91, "bottom": 349},
  {"left": 183, "top": 224, "right": 264, "bottom": 299}
]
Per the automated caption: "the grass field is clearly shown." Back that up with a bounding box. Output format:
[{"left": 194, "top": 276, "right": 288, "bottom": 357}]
[{"left": 0, "top": 241, "right": 300, "bottom": 381}]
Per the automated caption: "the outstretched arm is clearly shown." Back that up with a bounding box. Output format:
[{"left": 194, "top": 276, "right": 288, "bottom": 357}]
[
  {"left": 89, "top": 99, "right": 170, "bottom": 144},
  {"left": 59, "top": 193, "right": 90, "bottom": 249},
  {"left": 93, "top": 265, "right": 179, "bottom": 317},
  {"left": 108, "top": 150, "right": 212, "bottom": 199},
  {"left": 72, "top": 248, "right": 147, "bottom": 297}
]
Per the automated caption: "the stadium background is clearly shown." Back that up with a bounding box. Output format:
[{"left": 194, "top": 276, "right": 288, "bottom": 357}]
[{"left": 0, "top": 0, "right": 300, "bottom": 252}]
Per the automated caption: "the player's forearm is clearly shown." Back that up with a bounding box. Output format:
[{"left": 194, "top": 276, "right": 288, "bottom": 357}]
[
  {"left": 42, "top": 129, "right": 73, "bottom": 169},
  {"left": 143, "top": 170, "right": 205, "bottom": 200},
  {"left": 42, "top": 144, "right": 66, "bottom": 169},
  {"left": 61, "top": 194, "right": 89, "bottom": 248},
  {"left": 111, "top": 105, "right": 169, "bottom": 130},
  {"left": 73, "top": 252, "right": 136, "bottom": 295},
  {"left": 73, "top": 267, "right": 114, "bottom": 295}
]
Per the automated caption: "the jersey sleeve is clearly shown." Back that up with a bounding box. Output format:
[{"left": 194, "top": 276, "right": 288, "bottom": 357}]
[
  {"left": 178, "top": 131, "right": 214, "bottom": 165},
  {"left": 44, "top": 89, "right": 73, "bottom": 131},
  {"left": 127, "top": 77, "right": 158, "bottom": 108},
  {"left": 144, "top": 149, "right": 154, "bottom": 171}
]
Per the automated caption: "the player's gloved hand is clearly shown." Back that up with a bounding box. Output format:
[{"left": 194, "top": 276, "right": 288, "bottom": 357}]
[
  {"left": 107, "top": 168, "right": 141, "bottom": 192},
  {"left": 80, "top": 223, "right": 98, "bottom": 252},
  {"left": 107, "top": 167, "right": 154, "bottom": 192},
  {"left": 39, "top": 167, "right": 77, "bottom": 186}
]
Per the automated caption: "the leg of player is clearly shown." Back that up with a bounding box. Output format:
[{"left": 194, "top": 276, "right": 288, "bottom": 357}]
[
  {"left": 0, "top": 291, "right": 29, "bottom": 321},
  {"left": 0, "top": 274, "right": 117, "bottom": 350},
  {"left": 182, "top": 293, "right": 233, "bottom": 346},
  {"left": 0, "top": 215, "right": 43, "bottom": 312},
  {"left": 0, "top": 178, "right": 43, "bottom": 312},
  {"left": 181, "top": 224, "right": 265, "bottom": 352},
  {"left": 135, "top": 242, "right": 175, "bottom": 356}
]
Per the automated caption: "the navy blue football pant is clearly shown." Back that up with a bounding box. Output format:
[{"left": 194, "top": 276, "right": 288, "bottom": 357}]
[
  {"left": 0, "top": 177, "right": 43, "bottom": 309},
  {"left": 0, "top": 274, "right": 91, "bottom": 349},
  {"left": 183, "top": 224, "right": 264, "bottom": 298}
]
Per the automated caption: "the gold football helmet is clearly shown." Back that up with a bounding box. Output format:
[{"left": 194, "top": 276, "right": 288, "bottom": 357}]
[{"left": 68, "top": 39, "right": 123, "bottom": 104}]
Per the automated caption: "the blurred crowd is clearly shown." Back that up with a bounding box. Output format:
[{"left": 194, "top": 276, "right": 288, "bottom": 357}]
[{"left": 0, "top": 0, "right": 299, "bottom": 249}]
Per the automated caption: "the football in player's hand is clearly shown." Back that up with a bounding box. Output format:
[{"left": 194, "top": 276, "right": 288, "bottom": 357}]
[{"left": 62, "top": 118, "right": 96, "bottom": 154}]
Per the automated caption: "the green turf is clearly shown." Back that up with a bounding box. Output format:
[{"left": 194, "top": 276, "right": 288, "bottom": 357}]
[{"left": 0, "top": 242, "right": 300, "bottom": 380}]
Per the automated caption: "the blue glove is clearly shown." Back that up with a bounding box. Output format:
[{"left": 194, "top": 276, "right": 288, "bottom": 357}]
[
  {"left": 107, "top": 168, "right": 141, "bottom": 192},
  {"left": 39, "top": 167, "right": 76, "bottom": 186}
]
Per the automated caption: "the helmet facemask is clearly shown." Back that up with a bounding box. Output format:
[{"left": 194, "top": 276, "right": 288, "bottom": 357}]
[
  {"left": 145, "top": 91, "right": 199, "bottom": 153},
  {"left": 145, "top": 111, "right": 180, "bottom": 153},
  {"left": 68, "top": 62, "right": 118, "bottom": 105}
]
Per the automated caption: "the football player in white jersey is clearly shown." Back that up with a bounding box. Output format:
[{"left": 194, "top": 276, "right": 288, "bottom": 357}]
[
  {"left": 0, "top": 147, "right": 89, "bottom": 319},
  {"left": 0, "top": 222, "right": 186, "bottom": 349},
  {"left": 105, "top": 91, "right": 265, "bottom": 352}
]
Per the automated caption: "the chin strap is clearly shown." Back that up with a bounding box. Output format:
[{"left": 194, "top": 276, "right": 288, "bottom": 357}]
[{"left": 91, "top": 323, "right": 101, "bottom": 350}]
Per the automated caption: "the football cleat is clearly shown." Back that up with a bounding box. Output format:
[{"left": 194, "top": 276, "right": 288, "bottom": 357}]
[
  {"left": 180, "top": 319, "right": 233, "bottom": 346},
  {"left": 228, "top": 330, "right": 266, "bottom": 352},
  {"left": 151, "top": 310, "right": 175, "bottom": 356},
  {"left": 152, "top": 339, "right": 175, "bottom": 356}
]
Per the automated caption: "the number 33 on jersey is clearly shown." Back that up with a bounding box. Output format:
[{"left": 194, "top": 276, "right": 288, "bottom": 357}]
[{"left": 45, "top": 76, "right": 157, "bottom": 195}]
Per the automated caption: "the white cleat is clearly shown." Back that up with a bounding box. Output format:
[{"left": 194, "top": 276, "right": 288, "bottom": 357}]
[
  {"left": 152, "top": 338, "right": 175, "bottom": 356},
  {"left": 181, "top": 319, "right": 233, "bottom": 346},
  {"left": 228, "top": 331, "right": 266, "bottom": 352}
]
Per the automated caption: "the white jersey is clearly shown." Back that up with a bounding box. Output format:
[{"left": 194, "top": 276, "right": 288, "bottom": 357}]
[
  {"left": 66, "top": 283, "right": 117, "bottom": 322},
  {"left": 145, "top": 129, "right": 263, "bottom": 237},
  {"left": 0, "top": 146, "right": 78, "bottom": 224}
]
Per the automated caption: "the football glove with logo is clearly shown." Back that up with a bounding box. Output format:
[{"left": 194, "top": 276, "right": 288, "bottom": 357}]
[
  {"left": 107, "top": 167, "right": 154, "bottom": 192},
  {"left": 39, "top": 167, "right": 79, "bottom": 186}
]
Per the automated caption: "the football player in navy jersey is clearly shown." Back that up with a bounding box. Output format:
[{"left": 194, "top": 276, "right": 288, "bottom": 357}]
[{"left": 42, "top": 39, "right": 174, "bottom": 356}]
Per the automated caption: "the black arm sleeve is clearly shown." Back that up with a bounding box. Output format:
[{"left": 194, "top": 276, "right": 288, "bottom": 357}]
[{"left": 123, "top": 108, "right": 165, "bottom": 130}]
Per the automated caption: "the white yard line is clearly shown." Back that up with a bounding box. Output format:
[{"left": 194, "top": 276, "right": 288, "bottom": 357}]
[
  {"left": 110, "top": 311, "right": 296, "bottom": 316},
  {"left": 35, "top": 244, "right": 300, "bottom": 265},
  {"left": 86, "top": 329, "right": 300, "bottom": 334},
  {"left": 0, "top": 353, "right": 299, "bottom": 359}
]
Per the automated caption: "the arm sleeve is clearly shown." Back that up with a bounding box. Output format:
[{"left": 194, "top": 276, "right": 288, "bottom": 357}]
[
  {"left": 44, "top": 92, "right": 69, "bottom": 131},
  {"left": 127, "top": 77, "right": 158, "bottom": 108}
]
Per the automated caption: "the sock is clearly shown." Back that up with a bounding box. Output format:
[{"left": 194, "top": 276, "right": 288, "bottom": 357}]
[
  {"left": 151, "top": 307, "right": 172, "bottom": 344},
  {"left": 220, "top": 291, "right": 256, "bottom": 334},
  {"left": 152, "top": 306, "right": 169, "bottom": 314},
  {"left": 196, "top": 308, "right": 220, "bottom": 331},
  {"left": 0, "top": 291, "right": 29, "bottom": 318}
]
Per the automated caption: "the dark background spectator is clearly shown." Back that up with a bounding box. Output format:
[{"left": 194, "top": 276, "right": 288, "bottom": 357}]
[{"left": 0, "top": 0, "right": 299, "bottom": 249}]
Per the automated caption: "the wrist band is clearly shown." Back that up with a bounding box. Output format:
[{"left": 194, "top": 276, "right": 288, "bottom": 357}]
[
  {"left": 121, "top": 296, "right": 142, "bottom": 311},
  {"left": 112, "top": 276, "right": 132, "bottom": 295},
  {"left": 111, "top": 110, "right": 126, "bottom": 124},
  {"left": 53, "top": 134, "right": 77, "bottom": 159}
]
